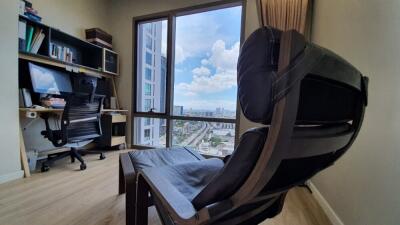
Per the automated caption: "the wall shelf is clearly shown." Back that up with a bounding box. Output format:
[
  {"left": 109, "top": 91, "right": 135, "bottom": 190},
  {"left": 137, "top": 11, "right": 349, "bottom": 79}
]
[{"left": 19, "top": 52, "right": 112, "bottom": 79}]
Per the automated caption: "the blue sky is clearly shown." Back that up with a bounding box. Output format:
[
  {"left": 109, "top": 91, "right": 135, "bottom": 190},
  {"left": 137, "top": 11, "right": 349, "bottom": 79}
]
[{"left": 172, "top": 6, "right": 242, "bottom": 112}]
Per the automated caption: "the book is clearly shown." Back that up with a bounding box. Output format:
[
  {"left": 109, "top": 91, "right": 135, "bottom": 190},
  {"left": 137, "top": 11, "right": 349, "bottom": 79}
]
[
  {"left": 50, "top": 43, "right": 57, "bottom": 58},
  {"left": 29, "top": 28, "right": 42, "bottom": 51},
  {"left": 18, "top": 20, "right": 26, "bottom": 51},
  {"left": 30, "top": 32, "right": 44, "bottom": 54},
  {"left": 57, "top": 46, "right": 62, "bottom": 59},
  {"left": 25, "top": 25, "right": 34, "bottom": 52},
  {"left": 24, "top": 12, "right": 41, "bottom": 22},
  {"left": 49, "top": 43, "right": 73, "bottom": 63}
]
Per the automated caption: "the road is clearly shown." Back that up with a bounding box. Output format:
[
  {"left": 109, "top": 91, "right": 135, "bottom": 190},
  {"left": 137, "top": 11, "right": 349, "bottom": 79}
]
[
  {"left": 188, "top": 122, "right": 210, "bottom": 146},
  {"left": 180, "top": 122, "right": 209, "bottom": 146}
]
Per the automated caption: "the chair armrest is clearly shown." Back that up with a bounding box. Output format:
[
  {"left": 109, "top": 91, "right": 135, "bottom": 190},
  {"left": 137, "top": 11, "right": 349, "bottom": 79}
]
[
  {"left": 40, "top": 113, "right": 66, "bottom": 147},
  {"left": 138, "top": 168, "right": 210, "bottom": 224},
  {"left": 119, "top": 153, "right": 136, "bottom": 194}
]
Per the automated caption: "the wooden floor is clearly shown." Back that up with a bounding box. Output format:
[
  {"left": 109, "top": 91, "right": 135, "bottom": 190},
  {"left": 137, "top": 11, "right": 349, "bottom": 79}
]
[{"left": 0, "top": 150, "right": 332, "bottom": 225}]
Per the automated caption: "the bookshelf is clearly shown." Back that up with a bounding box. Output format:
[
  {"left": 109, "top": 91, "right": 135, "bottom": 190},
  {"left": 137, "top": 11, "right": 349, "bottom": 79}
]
[{"left": 18, "top": 15, "right": 117, "bottom": 76}]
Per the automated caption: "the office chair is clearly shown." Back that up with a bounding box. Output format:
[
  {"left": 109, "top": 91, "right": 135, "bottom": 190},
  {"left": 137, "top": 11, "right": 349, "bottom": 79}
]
[
  {"left": 119, "top": 27, "right": 368, "bottom": 225},
  {"left": 40, "top": 93, "right": 106, "bottom": 172}
]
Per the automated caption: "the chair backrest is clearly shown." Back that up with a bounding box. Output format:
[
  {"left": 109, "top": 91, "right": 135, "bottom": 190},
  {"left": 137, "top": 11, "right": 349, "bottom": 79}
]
[
  {"left": 61, "top": 93, "right": 104, "bottom": 144},
  {"left": 192, "top": 27, "right": 368, "bottom": 224}
]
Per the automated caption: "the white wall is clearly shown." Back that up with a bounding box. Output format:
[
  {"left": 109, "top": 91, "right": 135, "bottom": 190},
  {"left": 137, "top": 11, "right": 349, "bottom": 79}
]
[
  {"left": 107, "top": 0, "right": 261, "bottom": 145},
  {"left": 0, "top": 0, "right": 24, "bottom": 183},
  {"left": 30, "top": 0, "right": 111, "bottom": 39},
  {"left": 311, "top": 0, "right": 400, "bottom": 224}
]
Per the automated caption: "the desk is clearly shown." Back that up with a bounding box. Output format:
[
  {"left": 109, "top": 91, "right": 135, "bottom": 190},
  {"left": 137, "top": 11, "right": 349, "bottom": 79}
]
[{"left": 19, "top": 107, "right": 129, "bottom": 176}]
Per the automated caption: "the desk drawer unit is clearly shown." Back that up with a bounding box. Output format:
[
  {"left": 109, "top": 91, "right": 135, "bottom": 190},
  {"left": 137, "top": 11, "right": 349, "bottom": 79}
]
[{"left": 97, "top": 113, "right": 127, "bottom": 148}]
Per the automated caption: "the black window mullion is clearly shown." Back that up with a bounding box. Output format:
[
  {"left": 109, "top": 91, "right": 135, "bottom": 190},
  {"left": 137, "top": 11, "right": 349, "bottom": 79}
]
[{"left": 165, "top": 14, "right": 176, "bottom": 147}]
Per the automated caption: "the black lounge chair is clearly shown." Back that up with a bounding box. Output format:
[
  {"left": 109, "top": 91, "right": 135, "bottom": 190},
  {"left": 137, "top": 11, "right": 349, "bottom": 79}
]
[{"left": 119, "top": 27, "right": 368, "bottom": 225}]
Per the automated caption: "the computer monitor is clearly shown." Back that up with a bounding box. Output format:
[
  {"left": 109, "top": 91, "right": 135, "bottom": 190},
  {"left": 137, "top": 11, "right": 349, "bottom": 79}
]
[{"left": 29, "top": 62, "right": 72, "bottom": 95}]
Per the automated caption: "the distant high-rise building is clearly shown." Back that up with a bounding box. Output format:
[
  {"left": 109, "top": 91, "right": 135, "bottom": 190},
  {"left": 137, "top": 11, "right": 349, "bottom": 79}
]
[
  {"left": 205, "top": 112, "right": 213, "bottom": 117},
  {"left": 174, "top": 105, "right": 184, "bottom": 115},
  {"left": 216, "top": 107, "right": 224, "bottom": 116},
  {"left": 136, "top": 21, "right": 163, "bottom": 146}
]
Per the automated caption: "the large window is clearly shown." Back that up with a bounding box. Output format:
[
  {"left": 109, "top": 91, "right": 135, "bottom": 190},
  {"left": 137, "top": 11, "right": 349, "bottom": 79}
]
[{"left": 134, "top": 1, "right": 243, "bottom": 156}]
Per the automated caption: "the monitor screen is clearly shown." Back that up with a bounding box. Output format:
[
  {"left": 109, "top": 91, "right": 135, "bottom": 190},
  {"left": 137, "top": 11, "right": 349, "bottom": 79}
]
[{"left": 29, "top": 63, "right": 72, "bottom": 95}]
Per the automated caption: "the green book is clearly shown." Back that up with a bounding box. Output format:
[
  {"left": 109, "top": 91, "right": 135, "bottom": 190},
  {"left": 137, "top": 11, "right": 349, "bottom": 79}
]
[{"left": 25, "top": 26, "right": 34, "bottom": 52}]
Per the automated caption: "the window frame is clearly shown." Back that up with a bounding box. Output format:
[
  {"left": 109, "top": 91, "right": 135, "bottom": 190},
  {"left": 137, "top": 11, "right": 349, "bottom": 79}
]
[{"left": 132, "top": 0, "right": 246, "bottom": 152}]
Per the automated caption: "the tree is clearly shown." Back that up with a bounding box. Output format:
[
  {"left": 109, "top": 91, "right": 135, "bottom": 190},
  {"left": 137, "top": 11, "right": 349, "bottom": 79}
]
[{"left": 210, "top": 136, "right": 222, "bottom": 147}]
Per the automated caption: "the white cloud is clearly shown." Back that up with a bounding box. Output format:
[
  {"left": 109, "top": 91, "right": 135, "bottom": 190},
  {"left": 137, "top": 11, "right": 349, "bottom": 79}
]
[
  {"left": 174, "top": 45, "right": 186, "bottom": 64},
  {"left": 174, "top": 13, "right": 222, "bottom": 63},
  {"left": 209, "top": 40, "right": 240, "bottom": 71},
  {"left": 201, "top": 59, "right": 209, "bottom": 66},
  {"left": 176, "top": 40, "right": 240, "bottom": 95},
  {"left": 192, "top": 66, "right": 211, "bottom": 78}
]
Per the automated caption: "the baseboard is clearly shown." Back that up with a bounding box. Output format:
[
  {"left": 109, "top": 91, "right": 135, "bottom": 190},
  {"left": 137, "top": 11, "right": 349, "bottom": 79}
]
[
  {"left": 309, "top": 182, "right": 345, "bottom": 225},
  {"left": 0, "top": 170, "right": 24, "bottom": 184}
]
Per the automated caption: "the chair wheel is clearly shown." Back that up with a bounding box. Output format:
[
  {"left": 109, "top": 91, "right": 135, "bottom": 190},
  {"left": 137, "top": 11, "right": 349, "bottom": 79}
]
[
  {"left": 80, "top": 163, "right": 87, "bottom": 170},
  {"left": 99, "top": 153, "right": 106, "bottom": 160},
  {"left": 41, "top": 164, "right": 50, "bottom": 172}
]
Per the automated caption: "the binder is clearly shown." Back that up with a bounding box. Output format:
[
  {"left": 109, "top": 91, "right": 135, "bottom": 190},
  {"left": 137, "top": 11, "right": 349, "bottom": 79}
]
[
  {"left": 18, "top": 20, "right": 27, "bottom": 51},
  {"left": 25, "top": 26, "right": 34, "bottom": 52}
]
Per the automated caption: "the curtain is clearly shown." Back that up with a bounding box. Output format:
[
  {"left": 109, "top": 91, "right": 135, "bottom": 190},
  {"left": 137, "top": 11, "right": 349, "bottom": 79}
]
[{"left": 258, "top": 0, "right": 312, "bottom": 35}]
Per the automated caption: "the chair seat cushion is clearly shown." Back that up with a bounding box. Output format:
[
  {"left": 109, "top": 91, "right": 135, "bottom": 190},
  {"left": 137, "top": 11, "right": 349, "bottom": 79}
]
[
  {"left": 148, "top": 158, "right": 225, "bottom": 202},
  {"left": 128, "top": 147, "right": 205, "bottom": 172}
]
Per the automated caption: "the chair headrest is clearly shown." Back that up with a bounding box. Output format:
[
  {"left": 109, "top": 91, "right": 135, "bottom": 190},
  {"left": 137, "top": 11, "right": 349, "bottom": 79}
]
[{"left": 237, "top": 27, "right": 368, "bottom": 125}]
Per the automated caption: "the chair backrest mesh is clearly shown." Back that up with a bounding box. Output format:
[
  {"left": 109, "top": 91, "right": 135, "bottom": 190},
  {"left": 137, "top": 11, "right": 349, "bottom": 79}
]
[{"left": 62, "top": 94, "right": 103, "bottom": 143}]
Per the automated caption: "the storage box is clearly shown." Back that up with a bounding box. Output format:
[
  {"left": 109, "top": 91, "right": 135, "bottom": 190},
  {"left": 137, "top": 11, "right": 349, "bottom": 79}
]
[{"left": 85, "top": 28, "right": 112, "bottom": 49}]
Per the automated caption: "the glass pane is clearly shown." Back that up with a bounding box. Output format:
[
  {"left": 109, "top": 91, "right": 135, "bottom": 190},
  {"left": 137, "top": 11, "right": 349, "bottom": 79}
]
[
  {"left": 144, "top": 83, "right": 152, "bottom": 96},
  {"left": 172, "top": 120, "right": 235, "bottom": 156},
  {"left": 134, "top": 117, "right": 166, "bottom": 147},
  {"left": 144, "top": 99, "right": 152, "bottom": 111},
  {"left": 145, "top": 35, "right": 153, "bottom": 50},
  {"left": 136, "top": 19, "right": 168, "bottom": 113},
  {"left": 173, "top": 6, "right": 242, "bottom": 119},
  {"left": 145, "top": 68, "right": 152, "bottom": 81}
]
